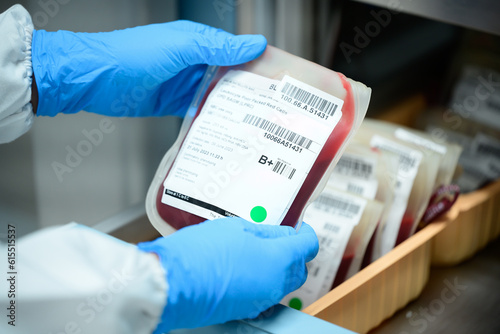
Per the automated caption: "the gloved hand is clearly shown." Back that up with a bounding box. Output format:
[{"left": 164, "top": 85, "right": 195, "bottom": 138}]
[
  {"left": 137, "top": 218, "right": 318, "bottom": 333},
  {"left": 31, "top": 21, "right": 267, "bottom": 117}
]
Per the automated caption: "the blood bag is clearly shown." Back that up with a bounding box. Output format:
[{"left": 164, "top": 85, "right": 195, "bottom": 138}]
[
  {"left": 362, "top": 118, "right": 462, "bottom": 189},
  {"left": 281, "top": 187, "right": 383, "bottom": 310},
  {"left": 354, "top": 120, "right": 440, "bottom": 254},
  {"left": 146, "top": 46, "right": 371, "bottom": 235},
  {"left": 332, "top": 142, "right": 398, "bottom": 264}
]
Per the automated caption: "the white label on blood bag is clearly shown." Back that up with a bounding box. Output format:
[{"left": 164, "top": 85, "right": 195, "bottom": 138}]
[
  {"left": 370, "top": 135, "right": 422, "bottom": 195},
  {"left": 311, "top": 190, "right": 366, "bottom": 223},
  {"left": 330, "top": 175, "right": 378, "bottom": 199},
  {"left": 162, "top": 70, "right": 343, "bottom": 225},
  {"left": 281, "top": 188, "right": 366, "bottom": 309},
  {"left": 333, "top": 153, "right": 377, "bottom": 179},
  {"left": 395, "top": 128, "right": 447, "bottom": 155},
  {"left": 275, "top": 75, "right": 344, "bottom": 130},
  {"left": 329, "top": 153, "right": 379, "bottom": 199},
  {"left": 369, "top": 135, "right": 423, "bottom": 255}
]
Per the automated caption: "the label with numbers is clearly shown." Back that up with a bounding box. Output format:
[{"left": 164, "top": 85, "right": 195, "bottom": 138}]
[
  {"left": 281, "top": 188, "right": 366, "bottom": 309},
  {"left": 370, "top": 135, "right": 423, "bottom": 254},
  {"left": 330, "top": 152, "right": 379, "bottom": 199},
  {"left": 394, "top": 128, "right": 447, "bottom": 155},
  {"left": 162, "top": 70, "right": 343, "bottom": 224}
]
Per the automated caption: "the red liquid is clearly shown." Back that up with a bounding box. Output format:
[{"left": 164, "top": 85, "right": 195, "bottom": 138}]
[
  {"left": 332, "top": 253, "right": 354, "bottom": 289},
  {"left": 361, "top": 225, "right": 377, "bottom": 269},
  {"left": 395, "top": 214, "right": 415, "bottom": 246},
  {"left": 360, "top": 215, "right": 414, "bottom": 269},
  {"left": 155, "top": 71, "right": 356, "bottom": 230}
]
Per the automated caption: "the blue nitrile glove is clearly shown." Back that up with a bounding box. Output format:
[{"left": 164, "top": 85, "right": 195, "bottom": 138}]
[
  {"left": 137, "top": 218, "right": 319, "bottom": 333},
  {"left": 31, "top": 21, "right": 267, "bottom": 117}
]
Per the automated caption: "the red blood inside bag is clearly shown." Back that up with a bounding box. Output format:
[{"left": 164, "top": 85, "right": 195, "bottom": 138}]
[
  {"left": 155, "top": 73, "right": 356, "bottom": 230},
  {"left": 361, "top": 225, "right": 377, "bottom": 269},
  {"left": 395, "top": 214, "right": 415, "bottom": 246},
  {"left": 332, "top": 253, "right": 354, "bottom": 289}
]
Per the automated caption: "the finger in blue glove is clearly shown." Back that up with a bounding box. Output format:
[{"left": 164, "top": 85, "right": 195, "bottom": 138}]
[{"left": 137, "top": 218, "right": 318, "bottom": 333}]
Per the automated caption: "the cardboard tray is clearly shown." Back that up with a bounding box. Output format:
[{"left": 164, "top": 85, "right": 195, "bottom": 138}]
[{"left": 303, "top": 178, "right": 500, "bottom": 333}]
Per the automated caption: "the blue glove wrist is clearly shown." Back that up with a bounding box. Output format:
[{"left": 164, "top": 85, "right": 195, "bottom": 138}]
[
  {"left": 31, "top": 21, "right": 267, "bottom": 118},
  {"left": 137, "top": 218, "right": 318, "bottom": 333}
]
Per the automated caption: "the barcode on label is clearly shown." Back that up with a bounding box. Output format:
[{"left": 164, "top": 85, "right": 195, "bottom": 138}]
[
  {"left": 399, "top": 154, "right": 418, "bottom": 170},
  {"left": 335, "top": 157, "right": 373, "bottom": 178},
  {"left": 272, "top": 161, "right": 296, "bottom": 180},
  {"left": 370, "top": 136, "right": 422, "bottom": 174},
  {"left": 243, "top": 114, "right": 313, "bottom": 149},
  {"left": 375, "top": 143, "right": 406, "bottom": 159},
  {"left": 315, "top": 194, "right": 361, "bottom": 215},
  {"left": 281, "top": 82, "right": 339, "bottom": 117},
  {"left": 307, "top": 261, "right": 322, "bottom": 278},
  {"left": 318, "top": 235, "right": 334, "bottom": 248},
  {"left": 347, "top": 183, "right": 364, "bottom": 195},
  {"left": 310, "top": 264, "right": 320, "bottom": 277},
  {"left": 324, "top": 222, "right": 340, "bottom": 234}
]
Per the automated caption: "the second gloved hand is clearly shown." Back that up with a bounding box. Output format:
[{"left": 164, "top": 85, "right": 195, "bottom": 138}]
[
  {"left": 31, "top": 21, "right": 266, "bottom": 117},
  {"left": 137, "top": 218, "right": 318, "bottom": 333}
]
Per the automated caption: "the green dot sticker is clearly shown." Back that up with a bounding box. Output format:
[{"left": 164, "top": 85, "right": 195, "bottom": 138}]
[
  {"left": 288, "top": 297, "right": 302, "bottom": 310},
  {"left": 250, "top": 206, "right": 267, "bottom": 223}
]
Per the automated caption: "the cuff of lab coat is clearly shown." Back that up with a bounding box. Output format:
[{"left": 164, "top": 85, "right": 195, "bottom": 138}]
[{"left": 0, "top": 4, "right": 34, "bottom": 144}]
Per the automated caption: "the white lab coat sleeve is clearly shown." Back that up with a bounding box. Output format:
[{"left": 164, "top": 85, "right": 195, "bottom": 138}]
[
  {"left": 0, "top": 4, "right": 35, "bottom": 144},
  {"left": 0, "top": 223, "right": 168, "bottom": 334}
]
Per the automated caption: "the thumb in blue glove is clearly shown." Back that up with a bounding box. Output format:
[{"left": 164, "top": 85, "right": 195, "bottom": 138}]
[
  {"left": 137, "top": 218, "right": 319, "bottom": 333},
  {"left": 31, "top": 21, "right": 267, "bottom": 117}
]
